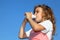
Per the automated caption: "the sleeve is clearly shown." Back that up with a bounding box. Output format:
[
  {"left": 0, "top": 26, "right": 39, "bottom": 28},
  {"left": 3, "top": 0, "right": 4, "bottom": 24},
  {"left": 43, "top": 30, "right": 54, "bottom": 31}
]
[
  {"left": 26, "top": 29, "right": 32, "bottom": 37},
  {"left": 39, "top": 20, "right": 53, "bottom": 33}
]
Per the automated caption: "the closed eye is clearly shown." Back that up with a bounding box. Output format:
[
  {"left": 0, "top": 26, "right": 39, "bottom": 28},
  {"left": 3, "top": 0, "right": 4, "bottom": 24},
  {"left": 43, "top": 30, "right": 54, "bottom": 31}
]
[{"left": 35, "top": 11, "right": 39, "bottom": 13}]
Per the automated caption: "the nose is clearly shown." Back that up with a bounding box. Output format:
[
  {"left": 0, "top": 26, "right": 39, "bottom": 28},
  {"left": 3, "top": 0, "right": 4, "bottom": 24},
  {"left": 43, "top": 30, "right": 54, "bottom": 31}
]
[{"left": 34, "top": 13, "right": 37, "bottom": 16}]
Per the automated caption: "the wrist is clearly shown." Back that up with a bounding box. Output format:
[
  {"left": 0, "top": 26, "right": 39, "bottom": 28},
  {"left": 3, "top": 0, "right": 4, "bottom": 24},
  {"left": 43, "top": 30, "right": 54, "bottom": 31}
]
[
  {"left": 24, "top": 18, "right": 28, "bottom": 23},
  {"left": 27, "top": 18, "right": 32, "bottom": 22}
]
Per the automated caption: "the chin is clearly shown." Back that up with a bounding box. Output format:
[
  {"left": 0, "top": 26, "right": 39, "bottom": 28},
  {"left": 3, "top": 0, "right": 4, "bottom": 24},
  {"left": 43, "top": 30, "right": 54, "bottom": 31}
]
[{"left": 35, "top": 19, "right": 41, "bottom": 23}]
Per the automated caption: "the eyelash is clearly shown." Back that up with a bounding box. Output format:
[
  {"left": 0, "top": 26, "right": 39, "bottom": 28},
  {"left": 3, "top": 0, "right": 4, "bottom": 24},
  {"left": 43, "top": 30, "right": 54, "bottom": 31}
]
[{"left": 36, "top": 11, "right": 39, "bottom": 13}]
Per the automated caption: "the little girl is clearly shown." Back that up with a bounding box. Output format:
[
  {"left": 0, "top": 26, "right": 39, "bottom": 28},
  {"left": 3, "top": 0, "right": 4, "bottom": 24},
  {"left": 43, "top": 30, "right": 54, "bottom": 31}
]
[{"left": 18, "top": 4, "right": 56, "bottom": 40}]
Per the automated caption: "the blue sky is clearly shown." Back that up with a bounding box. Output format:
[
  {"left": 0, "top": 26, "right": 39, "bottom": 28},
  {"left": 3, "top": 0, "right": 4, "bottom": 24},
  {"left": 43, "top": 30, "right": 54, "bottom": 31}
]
[{"left": 0, "top": 0, "right": 60, "bottom": 40}]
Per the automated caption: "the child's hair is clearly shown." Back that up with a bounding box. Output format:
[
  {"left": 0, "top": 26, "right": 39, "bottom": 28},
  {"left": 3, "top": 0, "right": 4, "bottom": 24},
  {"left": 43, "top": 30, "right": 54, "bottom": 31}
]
[{"left": 33, "top": 4, "right": 56, "bottom": 36}]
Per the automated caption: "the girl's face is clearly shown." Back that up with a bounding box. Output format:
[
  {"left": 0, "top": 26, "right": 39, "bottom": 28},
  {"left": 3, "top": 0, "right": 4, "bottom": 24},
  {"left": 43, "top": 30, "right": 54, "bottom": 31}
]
[{"left": 34, "top": 7, "right": 43, "bottom": 22}]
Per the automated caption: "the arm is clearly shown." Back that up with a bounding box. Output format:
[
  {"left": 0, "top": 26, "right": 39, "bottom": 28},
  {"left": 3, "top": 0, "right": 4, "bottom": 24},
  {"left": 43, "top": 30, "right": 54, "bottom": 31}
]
[
  {"left": 18, "top": 18, "right": 28, "bottom": 39},
  {"left": 28, "top": 18, "right": 45, "bottom": 32},
  {"left": 25, "top": 12, "right": 45, "bottom": 32}
]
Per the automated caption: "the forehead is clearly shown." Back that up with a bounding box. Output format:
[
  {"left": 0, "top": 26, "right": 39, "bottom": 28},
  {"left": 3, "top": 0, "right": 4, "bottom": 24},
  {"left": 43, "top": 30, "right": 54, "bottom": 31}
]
[{"left": 35, "top": 7, "right": 43, "bottom": 11}]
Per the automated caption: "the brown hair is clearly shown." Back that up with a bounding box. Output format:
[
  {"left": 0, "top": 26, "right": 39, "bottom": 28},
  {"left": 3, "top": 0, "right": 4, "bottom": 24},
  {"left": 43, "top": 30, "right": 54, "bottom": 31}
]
[{"left": 33, "top": 4, "right": 56, "bottom": 36}]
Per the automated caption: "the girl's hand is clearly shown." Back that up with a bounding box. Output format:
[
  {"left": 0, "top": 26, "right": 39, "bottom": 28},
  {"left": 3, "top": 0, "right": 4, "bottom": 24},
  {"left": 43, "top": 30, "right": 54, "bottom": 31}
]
[
  {"left": 24, "top": 18, "right": 28, "bottom": 22},
  {"left": 25, "top": 12, "right": 32, "bottom": 20}
]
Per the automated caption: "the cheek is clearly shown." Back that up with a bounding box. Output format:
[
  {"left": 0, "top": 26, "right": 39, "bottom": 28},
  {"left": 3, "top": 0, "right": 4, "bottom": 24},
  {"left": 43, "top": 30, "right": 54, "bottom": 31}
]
[
  {"left": 38, "top": 15, "right": 42, "bottom": 20},
  {"left": 37, "top": 13, "right": 42, "bottom": 19},
  {"left": 36, "top": 14, "right": 42, "bottom": 21}
]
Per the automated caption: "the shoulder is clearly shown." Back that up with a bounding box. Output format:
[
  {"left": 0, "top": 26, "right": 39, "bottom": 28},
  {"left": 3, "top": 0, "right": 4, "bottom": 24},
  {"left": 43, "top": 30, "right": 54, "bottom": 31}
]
[
  {"left": 39, "top": 20, "right": 53, "bottom": 28},
  {"left": 39, "top": 20, "right": 53, "bottom": 33}
]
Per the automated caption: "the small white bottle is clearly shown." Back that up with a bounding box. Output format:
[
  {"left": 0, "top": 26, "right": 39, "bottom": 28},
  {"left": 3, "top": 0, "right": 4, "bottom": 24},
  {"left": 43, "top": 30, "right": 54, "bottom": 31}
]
[{"left": 32, "top": 14, "right": 36, "bottom": 19}]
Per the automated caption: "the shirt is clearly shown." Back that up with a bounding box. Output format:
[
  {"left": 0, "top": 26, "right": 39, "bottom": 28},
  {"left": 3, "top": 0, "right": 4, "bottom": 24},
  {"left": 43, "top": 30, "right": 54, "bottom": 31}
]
[{"left": 26, "top": 20, "right": 53, "bottom": 40}]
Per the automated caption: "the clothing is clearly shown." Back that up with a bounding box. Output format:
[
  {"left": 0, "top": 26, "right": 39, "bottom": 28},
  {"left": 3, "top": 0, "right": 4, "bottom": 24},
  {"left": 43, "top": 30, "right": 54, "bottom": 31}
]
[{"left": 26, "top": 20, "right": 53, "bottom": 40}]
